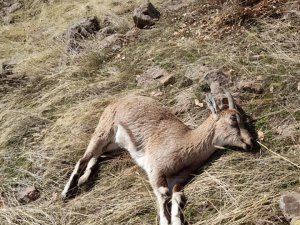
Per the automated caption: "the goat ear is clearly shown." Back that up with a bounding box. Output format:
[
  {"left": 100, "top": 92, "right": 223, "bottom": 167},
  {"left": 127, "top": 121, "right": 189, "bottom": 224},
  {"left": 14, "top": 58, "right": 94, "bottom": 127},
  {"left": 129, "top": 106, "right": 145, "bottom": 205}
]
[{"left": 205, "top": 93, "right": 218, "bottom": 116}]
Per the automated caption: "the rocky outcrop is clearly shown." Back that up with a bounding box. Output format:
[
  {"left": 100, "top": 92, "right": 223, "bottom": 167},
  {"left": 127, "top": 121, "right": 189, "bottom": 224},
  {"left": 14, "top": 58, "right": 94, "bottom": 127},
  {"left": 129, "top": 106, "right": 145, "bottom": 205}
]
[
  {"left": 133, "top": 0, "right": 160, "bottom": 29},
  {"left": 66, "top": 16, "right": 101, "bottom": 52},
  {"left": 96, "top": 33, "right": 126, "bottom": 53}
]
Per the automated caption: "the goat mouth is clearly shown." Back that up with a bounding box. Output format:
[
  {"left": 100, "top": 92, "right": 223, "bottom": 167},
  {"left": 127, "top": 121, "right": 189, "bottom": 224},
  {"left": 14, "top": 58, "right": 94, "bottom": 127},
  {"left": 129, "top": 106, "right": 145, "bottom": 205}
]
[
  {"left": 244, "top": 143, "right": 253, "bottom": 151},
  {"left": 222, "top": 144, "right": 252, "bottom": 152}
]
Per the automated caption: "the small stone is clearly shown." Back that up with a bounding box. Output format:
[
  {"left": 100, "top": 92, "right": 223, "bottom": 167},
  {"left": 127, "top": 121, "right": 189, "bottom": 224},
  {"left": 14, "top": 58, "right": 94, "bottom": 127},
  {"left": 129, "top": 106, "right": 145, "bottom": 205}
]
[
  {"left": 297, "top": 82, "right": 300, "bottom": 91},
  {"left": 249, "top": 54, "right": 262, "bottom": 61},
  {"left": 17, "top": 186, "right": 40, "bottom": 204},
  {"left": 238, "top": 80, "right": 264, "bottom": 94},
  {"left": 125, "top": 27, "right": 141, "bottom": 40},
  {"left": 160, "top": 74, "right": 176, "bottom": 86},
  {"left": 205, "top": 69, "right": 231, "bottom": 95},
  {"left": 280, "top": 191, "right": 300, "bottom": 222},
  {"left": 7, "top": 2, "right": 22, "bottom": 14},
  {"left": 151, "top": 90, "right": 163, "bottom": 97},
  {"left": 3, "top": 15, "right": 14, "bottom": 24},
  {"left": 172, "top": 87, "right": 194, "bottom": 114},
  {"left": 2, "top": 60, "right": 17, "bottom": 75},
  {"left": 179, "top": 76, "right": 193, "bottom": 88},
  {"left": 136, "top": 66, "right": 167, "bottom": 87},
  {"left": 96, "top": 26, "right": 115, "bottom": 40},
  {"left": 96, "top": 34, "right": 126, "bottom": 52},
  {"left": 194, "top": 99, "right": 204, "bottom": 107},
  {"left": 133, "top": 0, "right": 160, "bottom": 29},
  {"left": 185, "top": 63, "right": 214, "bottom": 82}
]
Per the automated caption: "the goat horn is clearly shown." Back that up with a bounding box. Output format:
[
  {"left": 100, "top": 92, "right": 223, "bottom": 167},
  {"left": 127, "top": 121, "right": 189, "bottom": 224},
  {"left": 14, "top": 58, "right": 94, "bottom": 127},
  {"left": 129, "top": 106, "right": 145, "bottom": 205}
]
[{"left": 223, "top": 88, "right": 235, "bottom": 109}]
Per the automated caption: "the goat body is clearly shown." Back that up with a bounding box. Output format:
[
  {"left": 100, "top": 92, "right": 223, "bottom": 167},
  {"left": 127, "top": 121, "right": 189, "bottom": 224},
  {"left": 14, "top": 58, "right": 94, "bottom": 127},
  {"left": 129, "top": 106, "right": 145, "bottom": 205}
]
[{"left": 62, "top": 93, "right": 253, "bottom": 225}]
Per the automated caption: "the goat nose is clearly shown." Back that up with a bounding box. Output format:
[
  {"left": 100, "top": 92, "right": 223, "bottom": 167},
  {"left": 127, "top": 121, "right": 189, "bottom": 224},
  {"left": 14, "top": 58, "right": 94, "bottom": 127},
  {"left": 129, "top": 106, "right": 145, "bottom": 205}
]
[
  {"left": 242, "top": 138, "right": 254, "bottom": 151},
  {"left": 245, "top": 143, "right": 252, "bottom": 151},
  {"left": 250, "top": 137, "right": 256, "bottom": 147}
]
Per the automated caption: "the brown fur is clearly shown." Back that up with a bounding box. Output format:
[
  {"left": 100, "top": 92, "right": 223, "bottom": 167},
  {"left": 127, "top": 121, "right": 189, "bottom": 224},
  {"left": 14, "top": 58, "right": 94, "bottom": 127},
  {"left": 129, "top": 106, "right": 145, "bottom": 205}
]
[{"left": 62, "top": 94, "right": 254, "bottom": 225}]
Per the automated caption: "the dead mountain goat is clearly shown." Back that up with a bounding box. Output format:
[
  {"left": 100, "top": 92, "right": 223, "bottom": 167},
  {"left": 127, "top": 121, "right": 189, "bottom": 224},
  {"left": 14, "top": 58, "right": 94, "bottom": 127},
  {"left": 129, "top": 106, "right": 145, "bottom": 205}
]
[{"left": 62, "top": 90, "right": 254, "bottom": 225}]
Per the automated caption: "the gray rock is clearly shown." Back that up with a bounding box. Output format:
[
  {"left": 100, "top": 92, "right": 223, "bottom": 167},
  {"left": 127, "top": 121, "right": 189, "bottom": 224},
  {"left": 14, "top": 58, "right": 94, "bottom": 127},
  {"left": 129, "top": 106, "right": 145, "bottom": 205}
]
[
  {"left": 280, "top": 191, "right": 300, "bottom": 224},
  {"left": 185, "top": 63, "right": 214, "bottom": 82},
  {"left": 172, "top": 87, "right": 194, "bottom": 114},
  {"left": 99, "top": 26, "right": 115, "bottom": 37},
  {"left": 2, "top": 60, "right": 17, "bottom": 75},
  {"left": 125, "top": 27, "right": 141, "bottom": 41},
  {"left": 160, "top": 74, "right": 176, "bottom": 86},
  {"left": 7, "top": 2, "right": 22, "bottom": 14},
  {"left": 204, "top": 70, "right": 231, "bottom": 95},
  {"left": 136, "top": 66, "right": 167, "bottom": 87},
  {"left": 179, "top": 76, "right": 193, "bottom": 88},
  {"left": 66, "top": 16, "right": 100, "bottom": 52},
  {"left": 0, "top": 1, "right": 13, "bottom": 8},
  {"left": 97, "top": 33, "right": 125, "bottom": 52},
  {"left": 237, "top": 79, "right": 264, "bottom": 94},
  {"left": 204, "top": 69, "right": 234, "bottom": 110},
  {"left": 2, "top": 15, "right": 14, "bottom": 24},
  {"left": 17, "top": 186, "right": 40, "bottom": 204},
  {"left": 133, "top": 0, "right": 160, "bottom": 29}
]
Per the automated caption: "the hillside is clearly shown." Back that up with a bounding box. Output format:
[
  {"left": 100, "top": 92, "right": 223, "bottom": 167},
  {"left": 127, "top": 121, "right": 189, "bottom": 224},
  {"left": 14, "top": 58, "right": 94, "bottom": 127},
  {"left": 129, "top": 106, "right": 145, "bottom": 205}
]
[{"left": 0, "top": 0, "right": 299, "bottom": 224}]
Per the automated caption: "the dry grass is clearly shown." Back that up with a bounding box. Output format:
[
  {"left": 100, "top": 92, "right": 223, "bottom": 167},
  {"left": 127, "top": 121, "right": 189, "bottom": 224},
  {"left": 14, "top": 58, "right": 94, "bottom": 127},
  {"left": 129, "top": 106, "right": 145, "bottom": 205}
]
[{"left": 0, "top": 0, "right": 299, "bottom": 224}]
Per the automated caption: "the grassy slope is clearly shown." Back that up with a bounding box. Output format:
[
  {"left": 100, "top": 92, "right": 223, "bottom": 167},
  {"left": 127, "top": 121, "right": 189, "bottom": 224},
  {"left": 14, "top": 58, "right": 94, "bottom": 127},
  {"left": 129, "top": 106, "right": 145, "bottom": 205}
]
[{"left": 0, "top": 0, "right": 299, "bottom": 224}]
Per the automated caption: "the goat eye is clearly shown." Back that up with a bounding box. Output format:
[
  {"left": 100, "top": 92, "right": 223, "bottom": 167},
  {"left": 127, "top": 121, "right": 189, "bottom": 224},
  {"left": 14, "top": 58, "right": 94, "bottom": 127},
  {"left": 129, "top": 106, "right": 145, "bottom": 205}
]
[
  {"left": 230, "top": 115, "right": 238, "bottom": 127},
  {"left": 230, "top": 115, "right": 237, "bottom": 121}
]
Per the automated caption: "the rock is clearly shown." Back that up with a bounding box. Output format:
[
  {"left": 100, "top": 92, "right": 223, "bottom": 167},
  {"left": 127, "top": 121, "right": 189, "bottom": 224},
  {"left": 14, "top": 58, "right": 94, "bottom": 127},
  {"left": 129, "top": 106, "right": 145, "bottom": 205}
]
[
  {"left": 66, "top": 16, "right": 101, "bottom": 52},
  {"left": 0, "top": 1, "right": 13, "bottom": 8},
  {"left": 276, "top": 124, "right": 296, "bottom": 139},
  {"left": 178, "top": 76, "right": 193, "bottom": 88},
  {"left": 136, "top": 66, "right": 167, "bottom": 87},
  {"left": 97, "top": 26, "right": 115, "bottom": 39},
  {"left": 125, "top": 27, "right": 141, "bottom": 41},
  {"left": 7, "top": 2, "right": 22, "bottom": 14},
  {"left": 185, "top": 63, "right": 214, "bottom": 82},
  {"left": 297, "top": 82, "right": 300, "bottom": 91},
  {"left": 2, "top": 60, "right": 17, "bottom": 75},
  {"left": 133, "top": 0, "right": 160, "bottom": 29},
  {"left": 17, "top": 186, "right": 40, "bottom": 204},
  {"left": 150, "top": 90, "right": 163, "bottom": 97},
  {"left": 204, "top": 70, "right": 231, "bottom": 95},
  {"left": 96, "top": 33, "right": 126, "bottom": 52},
  {"left": 160, "top": 74, "right": 176, "bottom": 86},
  {"left": 280, "top": 191, "right": 300, "bottom": 223},
  {"left": 2, "top": 15, "right": 14, "bottom": 24},
  {"left": 237, "top": 80, "right": 264, "bottom": 94},
  {"left": 194, "top": 99, "right": 204, "bottom": 107},
  {"left": 172, "top": 87, "right": 194, "bottom": 114}
]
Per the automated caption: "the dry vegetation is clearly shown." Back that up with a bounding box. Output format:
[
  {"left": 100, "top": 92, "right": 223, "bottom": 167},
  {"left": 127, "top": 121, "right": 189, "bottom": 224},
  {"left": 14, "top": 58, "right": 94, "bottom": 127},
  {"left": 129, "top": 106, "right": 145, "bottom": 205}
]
[{"left": 0, "top": 0, "right": 299, "bottom": 224}]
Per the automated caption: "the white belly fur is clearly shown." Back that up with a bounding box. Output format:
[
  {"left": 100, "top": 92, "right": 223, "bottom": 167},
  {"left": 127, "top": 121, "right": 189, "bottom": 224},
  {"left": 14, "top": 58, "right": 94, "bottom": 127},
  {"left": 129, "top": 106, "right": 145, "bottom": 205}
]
[{"left": 115, "top": 124, "right": 150, "bottom": 173}]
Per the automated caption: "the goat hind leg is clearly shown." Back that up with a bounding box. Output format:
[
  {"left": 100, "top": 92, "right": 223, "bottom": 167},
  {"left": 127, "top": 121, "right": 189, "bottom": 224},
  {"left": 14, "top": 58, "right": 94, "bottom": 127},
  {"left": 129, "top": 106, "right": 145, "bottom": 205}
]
[{"left": 61, "top": 134, "right": 110, "bottom": 200}]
